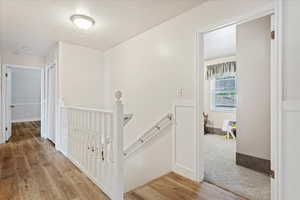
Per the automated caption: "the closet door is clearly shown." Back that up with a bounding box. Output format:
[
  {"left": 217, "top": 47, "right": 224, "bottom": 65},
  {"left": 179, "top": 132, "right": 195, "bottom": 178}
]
[
  {"left": 4, "top": 67, "right": 12, "bottom": 141},
  {"left": 47, "top": 66, "right": 56, "bottom": 143}
]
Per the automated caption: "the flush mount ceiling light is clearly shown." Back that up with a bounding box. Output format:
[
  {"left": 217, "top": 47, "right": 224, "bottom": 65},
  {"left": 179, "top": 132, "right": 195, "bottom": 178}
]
[{"left": 70, "top": 14, "right": 95, "bottom": 30}]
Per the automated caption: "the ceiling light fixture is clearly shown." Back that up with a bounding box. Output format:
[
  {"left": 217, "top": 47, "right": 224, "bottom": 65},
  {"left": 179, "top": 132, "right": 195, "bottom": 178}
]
[{"left": 70, "top": 14, "right": 95, "bottom": 30}]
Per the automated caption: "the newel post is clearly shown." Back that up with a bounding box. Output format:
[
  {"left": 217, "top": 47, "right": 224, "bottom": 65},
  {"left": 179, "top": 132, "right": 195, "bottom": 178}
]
[{"left": 113, "top": 91, "right": 124, "bottom": 200}]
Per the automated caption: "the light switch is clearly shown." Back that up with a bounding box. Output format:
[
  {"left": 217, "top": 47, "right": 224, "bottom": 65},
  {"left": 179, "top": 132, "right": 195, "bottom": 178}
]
[{"left": 177, "top": 88, "right": 183, "bottom": 97}]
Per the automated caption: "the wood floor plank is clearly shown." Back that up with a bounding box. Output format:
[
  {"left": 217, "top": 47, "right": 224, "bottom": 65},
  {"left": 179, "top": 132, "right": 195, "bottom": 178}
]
[
  {"left": 65, "top": 169, "right": 109, "bottom": 200},
  {"left": 0, "top": 173, "right": 20, "bottom": 200},
  {"left": 16, "top": 158, "right": 40, "bottom": 200},
  {"left": 0, "top": 121, "right": 110, "bottom": 200},
  {"left": 44, "top": 163, "right": 79, "bottom": 200},
  {"left": 126, "top": 172, "right": 247, "bottom": 200},
  {"left": 133, "top": 186, "right": 169, "bottom": 200},
  {"left": 150, "top": 176, "right": 198, "bottom": 200}
]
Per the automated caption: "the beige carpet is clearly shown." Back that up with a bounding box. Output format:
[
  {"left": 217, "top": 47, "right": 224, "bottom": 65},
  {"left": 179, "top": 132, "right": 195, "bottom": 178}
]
[{"left": 204, "top": 135, "right": 270, "bottom": 200}]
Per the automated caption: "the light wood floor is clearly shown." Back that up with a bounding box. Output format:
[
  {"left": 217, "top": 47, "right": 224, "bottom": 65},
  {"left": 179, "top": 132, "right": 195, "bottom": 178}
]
[
  {"left": 9, "top": 121, "right": 41, "bottom": 143},
  {"left": 125, "top": 172, "right": 247, "bottom": 200},
  {"left": 2, "top": 122, "right": 247, "bottom": 200},
  {"left": 0, "top": 121, "right": 110, "bottom": 200}
]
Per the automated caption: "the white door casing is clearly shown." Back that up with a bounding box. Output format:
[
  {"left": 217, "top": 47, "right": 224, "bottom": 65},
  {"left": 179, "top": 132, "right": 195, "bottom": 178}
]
[
  {"left": 44, "top": 64, "right": 56, "bottom": 143},
  {"left": 2, "top": 67, "right": 12, "bottom": 141},
  {"left": 1, "top": 64, "right": 44, "bottom": 143}
]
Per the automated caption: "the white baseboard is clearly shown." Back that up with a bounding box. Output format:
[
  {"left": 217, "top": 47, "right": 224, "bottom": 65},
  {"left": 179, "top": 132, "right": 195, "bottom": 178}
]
[
  {"left": 173, "top": 163, "right": 197, "bottom": 181},
  {"left": 12, "top": 118, "right": 41, "bottom": 123}
]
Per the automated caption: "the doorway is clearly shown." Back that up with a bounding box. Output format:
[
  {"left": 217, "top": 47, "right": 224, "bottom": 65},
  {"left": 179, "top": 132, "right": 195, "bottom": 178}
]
[
  {"left": 1, "top": 65, "right": 43, "bottom": 143},
  {"left": 195, "top": 7, "right": 281, "bottom": 200}
]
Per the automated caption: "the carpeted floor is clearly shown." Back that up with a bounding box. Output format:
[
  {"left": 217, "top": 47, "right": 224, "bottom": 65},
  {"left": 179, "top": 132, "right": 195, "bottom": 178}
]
[{"left": 204, "top": 134, "right": 270, "bottom": 200}]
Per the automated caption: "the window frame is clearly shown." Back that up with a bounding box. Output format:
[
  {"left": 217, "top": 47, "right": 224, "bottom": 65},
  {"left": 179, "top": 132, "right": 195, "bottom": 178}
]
[{"left": 210, "top": 73, "right": 237, "bottom": 112}]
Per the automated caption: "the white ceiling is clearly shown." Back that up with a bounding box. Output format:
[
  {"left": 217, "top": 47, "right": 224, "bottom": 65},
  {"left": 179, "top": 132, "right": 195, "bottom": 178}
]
[
  {"left": 204, "top": 25, "right": 236, "bottom": 60},
  {"left": 0, "top": 0, "right": 206, "bottom": 56}
]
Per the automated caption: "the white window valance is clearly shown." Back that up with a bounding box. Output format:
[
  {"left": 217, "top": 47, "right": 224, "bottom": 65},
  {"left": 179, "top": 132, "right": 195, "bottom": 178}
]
[{"left": 206, "top": 61, "right": 237, "bottom": 79}]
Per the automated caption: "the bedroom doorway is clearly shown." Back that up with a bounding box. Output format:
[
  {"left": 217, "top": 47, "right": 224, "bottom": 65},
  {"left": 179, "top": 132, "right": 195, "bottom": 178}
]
[
  {"left": 1, "top": 64, "right": 43, "bottom": 143},
  {"left": 202, "top": 15, "right": 271, "bottom": 200},
  {"left": 195, "top": 8, "right": 281, "bottom": 200}
]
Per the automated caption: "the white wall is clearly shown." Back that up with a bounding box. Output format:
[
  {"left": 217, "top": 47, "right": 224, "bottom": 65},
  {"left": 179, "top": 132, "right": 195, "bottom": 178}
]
[
  {"left": 104, "top": 0, "right": 273, "bottom": 191},
  {"left": 11, "top": 67, "right": 41, "bottom": 122},
  {"left": 0, "top": 55, "right": 3, "bottom": 143},
  {"left": 1, "top": 52, "right": 45, "bottom": 67},
  {"left": 283, "top": 1, "right": 300, "bottom": 100},
  {"left": 236, "top": 16, "right": 271, "bottom": 160},
  {"left": 204, "top": 57, "right": 236, "bottom": 129},
  {"left": 58, "top": 42, "right": 106, "bottom": 108},
  {"left": 204, "top": 25, "right": 236, "bottom": 60},
  {"left": 282, "top": 0, "right": 300, "bottom": 199}
]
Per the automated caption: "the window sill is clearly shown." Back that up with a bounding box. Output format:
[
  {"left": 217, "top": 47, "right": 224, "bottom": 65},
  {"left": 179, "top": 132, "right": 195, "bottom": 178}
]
[{"left": 210, "top": 108, "right": 236, "bottom": 113}]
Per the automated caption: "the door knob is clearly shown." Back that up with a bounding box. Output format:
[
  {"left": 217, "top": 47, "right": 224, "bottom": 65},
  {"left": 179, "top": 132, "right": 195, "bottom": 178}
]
[{"left": 10, "top": 105, "right": 15, "bottom": 108}]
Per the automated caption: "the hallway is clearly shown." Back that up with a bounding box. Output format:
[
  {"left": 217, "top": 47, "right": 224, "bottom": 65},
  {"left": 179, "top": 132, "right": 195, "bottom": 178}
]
[{"left": 0, "top": 122, "right": 110, "bottom": 200}]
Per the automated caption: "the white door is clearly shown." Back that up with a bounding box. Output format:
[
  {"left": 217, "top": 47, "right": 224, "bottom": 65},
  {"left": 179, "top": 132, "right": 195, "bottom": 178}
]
[
  {"left": 2, "top": 67, "right": 12, "bottom": 141},
  {"left": 46, "top": 65, "right": 56, "bottom": 143},
  {"left": 236, "top": 16, "right": 271, "bottom": 166}
]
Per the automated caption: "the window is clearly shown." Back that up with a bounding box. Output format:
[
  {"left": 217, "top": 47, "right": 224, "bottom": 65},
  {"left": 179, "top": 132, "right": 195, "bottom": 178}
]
[{"left": 211, "top": 75, "right": 237, "bottom": 111}]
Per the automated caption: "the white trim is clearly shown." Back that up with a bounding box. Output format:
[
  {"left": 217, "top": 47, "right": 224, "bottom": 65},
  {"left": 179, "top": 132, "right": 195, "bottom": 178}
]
[
  {"left": 62, "top": 105, "right": 113, "bottom": 113},
  {"left": 55, "top": 52, "right": 60, "bottom": 150},
  {"left": 11, "top": 102, "right": 41, "bottom": 106},
  {"left": 271, "top": 2, "right": 283, "bottom": 199},
  {"left": 1, "top": 66, "right": 12, "bottom": 142},
  {"left": 43, "top": 62, "right": 58, "bottom": 144},
  {"left": 12, "top": 118, "right": 41, "bottom": 123},
  {"left": 173, "top": 163, "right": 196, "bottom": 181},
  {"left": 3, "top": 64, "right": 42, "bottom": 70},
  {"left": 45, "top": 46, "right": 61, "bottom": 151},
  {"left": 194, "top": 3, "right": 282, "bottom": 200},
  {"left": 197, "top": 3, "right": 274, "bottom": 34},
  {"left": 0, "top": 64, "right": 2, "bottom": 144},
  {"left": 194, "top": 30, "right": 204, "bottom": 182},
  {"left": 172, "top": 102, "right": 197, "bottom": 181}
]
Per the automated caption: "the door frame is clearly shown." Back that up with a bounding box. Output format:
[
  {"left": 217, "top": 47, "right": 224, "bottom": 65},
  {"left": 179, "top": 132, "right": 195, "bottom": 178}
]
[
  {"left": 43, "top": 57, "right": 61, "bottom": 150},
  {"left": 1, "top": 64, "right": 44, "bottom": 143},
  {"left": 194, "top": 2, "right": 282, "bottom": 200},
  {"left": 1, "top": 66, "right": 12, "bottom": 142},
  {"left": 43, "top": 62, "right": 57, "bottom": 143}
]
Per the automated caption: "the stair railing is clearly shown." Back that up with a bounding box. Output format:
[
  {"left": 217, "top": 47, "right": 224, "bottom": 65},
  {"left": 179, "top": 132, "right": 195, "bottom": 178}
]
[
  {"left": 59, "top": 91, "right": 124, "bottom": 200},
  {"left": 123, "top": 113, "right": 133, "bottom": 126},
  {"left": 123, "top": 112, "right": 173, "bottom": 158}
]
